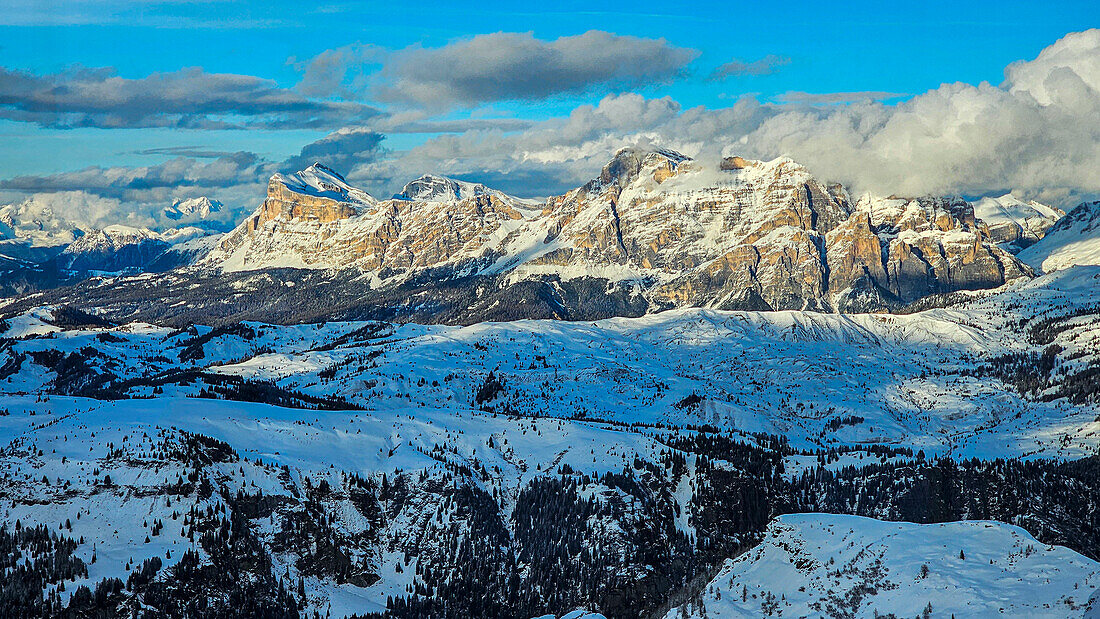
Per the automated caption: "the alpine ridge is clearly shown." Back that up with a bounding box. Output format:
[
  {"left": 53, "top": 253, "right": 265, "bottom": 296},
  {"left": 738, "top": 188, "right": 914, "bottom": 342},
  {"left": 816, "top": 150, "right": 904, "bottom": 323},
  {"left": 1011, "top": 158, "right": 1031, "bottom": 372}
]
[{"left": 204, "top": 147, "right": 1031, "bottom": 313}]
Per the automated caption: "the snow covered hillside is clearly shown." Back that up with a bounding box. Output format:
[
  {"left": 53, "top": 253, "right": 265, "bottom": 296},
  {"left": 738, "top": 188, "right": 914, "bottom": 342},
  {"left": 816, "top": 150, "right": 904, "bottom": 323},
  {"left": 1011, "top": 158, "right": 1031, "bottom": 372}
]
[
  {"left": 1020, "top": 201, "right": 1100, "bottom": 273},
  {"left": 666, "top": 513, "right": 1099, "bottom": 618},
  {"left": 6, "top": 266, "right": 1100, "bottom": 459},
  {"left": 2, "top": 261, "right": 1100, "bottom": 617}
]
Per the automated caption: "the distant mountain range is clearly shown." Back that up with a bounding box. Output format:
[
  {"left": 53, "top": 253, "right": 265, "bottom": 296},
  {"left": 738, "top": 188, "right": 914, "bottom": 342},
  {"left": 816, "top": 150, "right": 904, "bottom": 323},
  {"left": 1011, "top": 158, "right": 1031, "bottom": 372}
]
[{"left": 2, "top": 147, "right": 1097, "bottom": 324}]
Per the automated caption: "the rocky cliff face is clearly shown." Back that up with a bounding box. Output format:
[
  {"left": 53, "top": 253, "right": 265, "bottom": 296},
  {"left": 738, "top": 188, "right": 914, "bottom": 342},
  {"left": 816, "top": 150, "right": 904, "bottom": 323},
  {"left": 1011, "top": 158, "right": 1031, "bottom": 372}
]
[
  {"left": 202, "top": 149, "right": 1035, "bottom": 312},
  {"left": 206, "top": 163, "right": 536, "bottom": 273}
]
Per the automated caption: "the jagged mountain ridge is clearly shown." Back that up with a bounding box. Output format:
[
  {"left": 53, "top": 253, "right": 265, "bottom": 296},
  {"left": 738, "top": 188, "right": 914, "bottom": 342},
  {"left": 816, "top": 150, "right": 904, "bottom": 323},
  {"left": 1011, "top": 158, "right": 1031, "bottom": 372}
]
[
  {"left": 162, "top": 196, "right": 224, "bottom": 229},
  {"left": 57, "top": 225, "right": 213, "bottom": 272},
  {"left": 203, "top": 148, "right": 1031, "bottom": 312}
]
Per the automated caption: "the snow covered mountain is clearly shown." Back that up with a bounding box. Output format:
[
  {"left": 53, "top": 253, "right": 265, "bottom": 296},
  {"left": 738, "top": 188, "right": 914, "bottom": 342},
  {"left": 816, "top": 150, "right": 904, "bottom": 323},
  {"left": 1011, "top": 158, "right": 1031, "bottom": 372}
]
[
  {"left": 972, "top": 193, "right": 1064, "bottom": 251},
  {"left": 200, "top": 149, "right": 1030, "bottom": 314},
  {"left": 0, "top": 200, "right": 84, "bottom": 248},
  {"left": 393, "top": 174, "right": 511, "bottom": 203},
  {"left": 162, "top": 196, "right": 224, "bottom": 229},
  {"left": 163, "top": 196, "right": 221, "bottom": 220},
  {"left": 667, "top": 514, "right": 1099, "bottom": 618},
  {"left": 57, "top": 225, "right": 211, "bottom": 272},
  {"left": 1019, "top": 200, "right": 1100, "bottom": 272}
]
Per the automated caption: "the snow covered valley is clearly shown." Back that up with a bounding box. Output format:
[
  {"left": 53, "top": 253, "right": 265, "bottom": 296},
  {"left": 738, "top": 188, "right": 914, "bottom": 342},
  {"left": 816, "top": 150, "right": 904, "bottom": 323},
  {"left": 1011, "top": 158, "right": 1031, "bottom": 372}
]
[{"left": 2, "top": 266, "right": 1100, "bottom": 617}]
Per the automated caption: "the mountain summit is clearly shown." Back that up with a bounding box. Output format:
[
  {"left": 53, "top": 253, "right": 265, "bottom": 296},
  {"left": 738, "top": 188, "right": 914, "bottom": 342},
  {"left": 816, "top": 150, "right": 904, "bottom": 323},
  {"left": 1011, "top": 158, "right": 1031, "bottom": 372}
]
[
  {"left": 395, "top": 174, "right": 499, "bottom": 202},
  {"left": 1019, "top": 200, "right": 1100, "bottom": 273},
  {"left": 163, "top": 196, "right": 222, "bottom": 222}
]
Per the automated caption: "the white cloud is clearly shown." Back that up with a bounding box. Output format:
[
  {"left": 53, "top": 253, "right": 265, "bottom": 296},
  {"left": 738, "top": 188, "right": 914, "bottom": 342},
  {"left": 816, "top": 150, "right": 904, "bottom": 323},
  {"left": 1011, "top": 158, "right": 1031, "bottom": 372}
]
[
  {"left": 0, "top": 192, "right": 145, "bottom": 246},
  {"left": 354, "top": 29, "right": 1100, "bottom": 207},
  {"left": 372, "top": 30, "right": 699, "bottom": 109},
  {"left": 1006, "top": 28, "right": 1100, "bottom": 105}
]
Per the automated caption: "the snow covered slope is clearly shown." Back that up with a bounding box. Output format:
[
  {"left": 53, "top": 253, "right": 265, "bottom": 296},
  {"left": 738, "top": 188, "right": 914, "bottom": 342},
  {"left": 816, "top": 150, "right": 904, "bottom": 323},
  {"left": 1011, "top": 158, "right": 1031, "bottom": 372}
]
[
  {"left": 972, "top": 193, "right": 1063, "bottom": 251},
  {"left": 4, "top": 266, "right": 1100, "bottom": 459},
  {"left": 57, "top": 225, "right": 209, "bottom": 272},
  {"left": 667, "top": 513, "right": 1099, "bottom": 618},
  {"left": 1019, "top": 201, "right": 1100, "bottom": 272},
  {"left": 2, "top": 267, "right": 1100, "bottom": 616}
]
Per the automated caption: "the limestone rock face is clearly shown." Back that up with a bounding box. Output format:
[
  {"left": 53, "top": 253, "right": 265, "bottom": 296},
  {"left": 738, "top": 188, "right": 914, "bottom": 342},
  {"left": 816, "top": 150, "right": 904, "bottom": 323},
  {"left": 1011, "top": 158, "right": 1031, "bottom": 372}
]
[
  {"left": 203, "top": 148, "right": 1035, "bottom": 312},
  {"left": 825, "top": 212, "right": 887, "bottom": 296},
  {"left": 206, "top": 163, "right": 536, "bottom": 273},
  {"left": 857, "top": 196, "right": 1029, "bottom": 302}
]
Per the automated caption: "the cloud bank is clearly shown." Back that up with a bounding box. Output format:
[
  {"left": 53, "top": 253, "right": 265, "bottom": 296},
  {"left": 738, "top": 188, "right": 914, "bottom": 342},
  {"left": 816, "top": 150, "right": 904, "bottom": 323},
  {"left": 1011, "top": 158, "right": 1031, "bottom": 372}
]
[
  {"left": 351, "top": 29, "right": 1100, "bottom": 206},
  {"left": 0, "top": 66, "right": 380, "bottom": 129}
]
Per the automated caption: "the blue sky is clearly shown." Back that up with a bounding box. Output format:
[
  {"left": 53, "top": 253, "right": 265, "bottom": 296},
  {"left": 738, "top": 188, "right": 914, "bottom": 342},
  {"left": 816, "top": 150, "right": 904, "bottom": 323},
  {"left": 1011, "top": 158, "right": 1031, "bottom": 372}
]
[{"left": 0, "top": 0, "right": 1097, "bottom": 228}]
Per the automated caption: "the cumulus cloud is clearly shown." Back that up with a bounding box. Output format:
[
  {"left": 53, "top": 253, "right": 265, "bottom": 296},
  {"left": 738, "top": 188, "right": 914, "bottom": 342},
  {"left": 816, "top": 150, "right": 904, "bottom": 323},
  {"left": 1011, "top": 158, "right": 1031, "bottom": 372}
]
[
  {"left": 708, "top": 54, "right": 790, "bottom": 80},
  {"left": 1006, "top": 28, "right": 1100, "bottom": 105},
  {"left": 745, "top": 30, "right": 1100, "bottom": 204},
  {"left": 350, "top": 29, "right": 1100, "bottom": 207},
  {"left": 0, "top": 65, "right": 380, "bottom": 129},
  {"left": 372, "top": 30, "right": 699, "bottom": 109},
  {"left": 283, "top": 128, "right": 387, "bottom": 177},
  {"left": 0, "top": 192, "right": 155, "bottom": 246}
]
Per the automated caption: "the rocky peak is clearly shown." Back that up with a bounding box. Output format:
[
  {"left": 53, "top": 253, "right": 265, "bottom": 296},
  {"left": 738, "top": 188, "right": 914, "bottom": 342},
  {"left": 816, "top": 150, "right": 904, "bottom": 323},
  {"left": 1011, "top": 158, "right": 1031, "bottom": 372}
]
[
  {"left": 394, "top": 175, "right": 491, "bottom": 203},
  {"left": 1056, "top": 200, "right": 1100, "bottom": 230},
  {"left": 719, "top": 156, "right": 752, "bottom": 170},
  {"left": 240, "top": 164, "right": 376, "bottom": 234},
  {"left": 588, "top": 147, "right": 692, "bottom": 194},
  {"left": 164, "top": 197, "right": 222, "bottom": 221},
  {"left": 271, "top": 163, "right": 375, "bottom": 207},
  {"left": 1019, "top": 200, "right": 1100, "bottom": 272}
]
